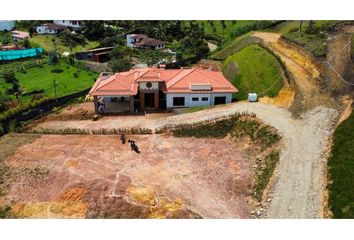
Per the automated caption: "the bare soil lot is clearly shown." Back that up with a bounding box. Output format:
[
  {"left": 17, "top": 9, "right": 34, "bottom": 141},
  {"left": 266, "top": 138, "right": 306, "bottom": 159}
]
[{"left": 3, "top": 134, "right": 252, "bottom": 218}]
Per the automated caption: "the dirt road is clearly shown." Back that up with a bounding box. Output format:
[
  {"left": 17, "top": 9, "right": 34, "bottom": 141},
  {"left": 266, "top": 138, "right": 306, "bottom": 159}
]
[
  {"left": 160, "top": 102, "right": 338, "bottom": 218},
  {"left": 325, "top": 26, "right": 354, "bottom": 95},
  {"left": 252, "top": 32, "right": 336, "bottom": 113}
]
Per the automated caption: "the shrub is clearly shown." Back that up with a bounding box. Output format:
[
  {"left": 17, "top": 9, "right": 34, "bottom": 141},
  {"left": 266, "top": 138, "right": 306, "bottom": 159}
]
[
  {"left": 73, "top": 72, "right": 80, "bottom": 78},
  {"left": 254, "top": 150, "right": 280, "bottom": 201},
  {"left": 51, "top": 68, "right": 64, "bottom": 74}
]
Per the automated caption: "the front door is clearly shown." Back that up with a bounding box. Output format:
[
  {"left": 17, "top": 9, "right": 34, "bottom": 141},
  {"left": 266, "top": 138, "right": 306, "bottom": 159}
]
[{"left": 144, "top": 93, "right": 155, "bottom": 109}]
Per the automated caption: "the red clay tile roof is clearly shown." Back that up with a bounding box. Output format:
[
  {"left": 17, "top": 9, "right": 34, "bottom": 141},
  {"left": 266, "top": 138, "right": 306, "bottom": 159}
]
[
  {"left": 11, "top": 30, "right": 29, "bottom": 39},
  {"left": 89, "top": 68, "right": 237, "bottom": 96},
  {"left": 134, "top": 37, "right": 165, "bottom": 47}
]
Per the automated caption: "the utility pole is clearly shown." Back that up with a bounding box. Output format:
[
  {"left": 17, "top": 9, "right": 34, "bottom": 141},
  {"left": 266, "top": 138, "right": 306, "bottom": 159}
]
[{"left": 53, "top": 80, "right": 58, "bottom": 102}]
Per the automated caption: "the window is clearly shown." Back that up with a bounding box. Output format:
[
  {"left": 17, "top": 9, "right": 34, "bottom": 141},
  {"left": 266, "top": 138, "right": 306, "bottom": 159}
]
[
  {"left": 192, "top": 97, "right": 199, "bottom": 102},
  {"left": 146, "top": 82, "right": 152, "bottom": 88},
  {"left": 173, "top": 97, "right": 185, "bottom": 106},
  {"left": 202, "top": 97, "right": 208, "bottom": 101}
]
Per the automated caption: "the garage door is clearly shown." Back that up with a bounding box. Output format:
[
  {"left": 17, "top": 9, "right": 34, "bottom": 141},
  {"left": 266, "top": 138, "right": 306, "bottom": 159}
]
[{"left": 214, "top": 96, "right": 226, "bottom": 105}]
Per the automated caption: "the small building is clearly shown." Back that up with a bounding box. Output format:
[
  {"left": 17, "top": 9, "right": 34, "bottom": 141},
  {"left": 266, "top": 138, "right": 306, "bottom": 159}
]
[
  {"left": 126, "top": 34, "right": 165, "bottom": 50},
  {"left": 36, "top": 23, "right": 66, "bottom": 35},
  {"left": 75, "top": 47, "right": 115, "bottom": 63},
  {"left": 11, "top": 30, "right": 29, "bottom": 42},
  {"left": 89, "top": 67, "right": 237, "bottom": 114},
  {"left": 53, "top": 20, "right": 82, "bottom": 29},
  {"left": 0, "top": 20, "right": 15, "bottom": 31}
]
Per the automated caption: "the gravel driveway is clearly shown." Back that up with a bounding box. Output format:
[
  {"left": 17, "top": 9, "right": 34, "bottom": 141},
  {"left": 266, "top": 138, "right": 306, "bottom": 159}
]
[{"left": 160, "top": 102, "right": 338, "bottom": 218}]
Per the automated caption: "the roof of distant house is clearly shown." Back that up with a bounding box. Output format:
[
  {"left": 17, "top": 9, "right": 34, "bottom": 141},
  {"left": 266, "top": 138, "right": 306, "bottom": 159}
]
[
  {"left": 89, "top": 67, "right": 237, "bottom": 96},
  {"left": 11, "top": 30, "right": 29, "bottom": 39},
  {"left": 134, "top": 37, "right": 165, "bottom": 47}
]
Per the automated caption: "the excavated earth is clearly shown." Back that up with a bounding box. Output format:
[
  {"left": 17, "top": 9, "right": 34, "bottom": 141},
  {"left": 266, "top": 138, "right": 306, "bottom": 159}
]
[{"left": 3, "top": 134, "right": 252, "bottom": 218}]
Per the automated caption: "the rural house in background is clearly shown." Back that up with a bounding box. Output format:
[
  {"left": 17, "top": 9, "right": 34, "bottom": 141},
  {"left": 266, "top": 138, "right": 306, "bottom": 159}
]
[
  {"left": 126, "top": 34, "right": 165, "bottom": 50},
  {"left": 53, "top": 20, "right": 82, "bottom": 29},
  {"left": 36, "top": 23, "right": 66, "bottom": 35},
  {"left": 89, "top": 67, "right": 237, "bottom": 114},
  {"left": 11, "top": 30, "right": 29, "bottom": 42}
]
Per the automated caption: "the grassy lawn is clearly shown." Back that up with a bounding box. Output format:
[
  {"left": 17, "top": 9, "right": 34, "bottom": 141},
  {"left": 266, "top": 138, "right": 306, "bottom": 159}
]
[
  {"left": 222, "top": 44, "right": 284, "bottom": 100},
  {"left": 328, "top": 111, "right": 354, "bottom": 218},
  {"left": 211, "top": 31, "right": 254, "bottom": 60},
  {"left": 0, "top": 61, "right": 98, "bottom": 104},
  {"left": 268, "top": 21, "right": 303, "bottom": 34},
  {"left": 30, "top": 35, "right": 99, "bottom": 54}
]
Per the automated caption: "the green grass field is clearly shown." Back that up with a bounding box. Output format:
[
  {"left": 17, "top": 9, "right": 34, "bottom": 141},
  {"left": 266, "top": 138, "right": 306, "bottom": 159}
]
[
  {"left": 328, "top": 111, "right": 354, "bottom": 218},
  {"left": 0, "top": 61, "right": 98, "bottom": 104},
  {"left": 222, "top": 44, "right": 284, "bottom": 100},
  {"left": 30, "top": 35, "right": 99, "bottom": 54},
  {"left": 211, "top": 31, "right": 254, "bottom": 60}
]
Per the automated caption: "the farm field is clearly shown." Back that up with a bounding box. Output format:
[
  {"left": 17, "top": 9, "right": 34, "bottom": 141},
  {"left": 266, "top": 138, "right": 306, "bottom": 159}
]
[
  {"left": 0, "top": 61, "right": 98, "bottom": 104},
  {"left": 222, "top": 44, "right": 284, "bottom": 100}
]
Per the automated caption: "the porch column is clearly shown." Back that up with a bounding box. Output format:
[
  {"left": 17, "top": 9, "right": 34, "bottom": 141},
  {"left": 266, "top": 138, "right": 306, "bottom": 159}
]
[
  {"left": 154, "top": 91, "right": 159, "bottom": 109},
  {"left": 140, "top": 91, "right": 145, "bottom": 111},
  {"left": 93, "top": 96, "right": 99, "bottom": 114},
  {"left": 130, "top": 96, "right": 134, "bottom": 113}
]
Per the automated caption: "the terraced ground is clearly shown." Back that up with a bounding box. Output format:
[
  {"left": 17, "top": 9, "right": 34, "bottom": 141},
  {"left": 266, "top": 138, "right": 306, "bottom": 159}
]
[{"left": 222, "top": 44, "right": 285, "bottom": 100}]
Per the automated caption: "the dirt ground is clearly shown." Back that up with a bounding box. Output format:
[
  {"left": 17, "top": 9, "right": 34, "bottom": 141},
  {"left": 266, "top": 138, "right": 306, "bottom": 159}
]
[
  {"left": 3, "top": 134, "right": 252, "bottom": 219},
  {"left": 252, "top": 32, "right": 337, "bottom": 114}
]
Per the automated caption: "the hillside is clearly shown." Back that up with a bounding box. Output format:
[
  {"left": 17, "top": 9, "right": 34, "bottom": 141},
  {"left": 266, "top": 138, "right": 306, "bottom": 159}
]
[
  {"left": 328, "top": 110, "right": 354, "bottom": 218},
  {"left": 222, "top": 44, "right": 284, "bottom": 100}
]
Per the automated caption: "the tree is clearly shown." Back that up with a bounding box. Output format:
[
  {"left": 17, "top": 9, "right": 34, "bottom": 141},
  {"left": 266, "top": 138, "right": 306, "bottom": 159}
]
[
  {"left": 22, "top": 38, "right": 31, "bottom": 48},
  {"left": 110, "top": 58, "right": 133, "bottom": 73},
  {"left": 82, "top": 21, "right": 106, "bottom": 41},
  {"left": 3, "top": 70, "right": 17, "bottom": 84}
]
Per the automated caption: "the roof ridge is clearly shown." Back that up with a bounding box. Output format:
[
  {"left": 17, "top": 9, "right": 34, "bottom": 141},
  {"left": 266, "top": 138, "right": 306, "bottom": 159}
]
[
  {"left": 195, "top": 69, "right": 235, "bottom": 89},
  {"left": 93, "top": 75, "right": 116, "bottom": 91},
  {"left": 166, "top": 68, "right": 195, "bottom": 89}
]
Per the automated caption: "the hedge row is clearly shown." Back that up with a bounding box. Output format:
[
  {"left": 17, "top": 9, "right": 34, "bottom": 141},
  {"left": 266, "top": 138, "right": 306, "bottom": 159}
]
[
  {"left": 0, "top": 97, "right": 53, "bottom": 122},
  {"left": 25, "top": 127, "right": 153, "bottom": 135},
  {"left": 155, "top": 111, "right": 256, "bottom": 136}
]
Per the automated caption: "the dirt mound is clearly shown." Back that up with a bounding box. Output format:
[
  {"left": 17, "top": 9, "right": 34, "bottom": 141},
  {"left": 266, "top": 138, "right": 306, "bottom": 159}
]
[{"left": 259, "top": 86, "right": 295, "bottom": 107}]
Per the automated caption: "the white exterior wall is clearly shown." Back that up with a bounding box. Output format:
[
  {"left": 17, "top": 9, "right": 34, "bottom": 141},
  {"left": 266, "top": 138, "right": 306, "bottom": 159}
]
[
  {"left": 0, "top": 20, "right": 15, "bottom": 31},
  {"left": 166, "top": 93, "right": 233, "bottom": 108},
  {"left": 126, "top": 34, "right": 135, "bottom": 47},
  {"left": 36, "top": 26, "right": 58, "bottom": 35},
  {"left": 139, "top": 82, "right": 159, "bottom": 90},
  {"left": 54, "top": 20, "right": 81, "bottom": 29}
]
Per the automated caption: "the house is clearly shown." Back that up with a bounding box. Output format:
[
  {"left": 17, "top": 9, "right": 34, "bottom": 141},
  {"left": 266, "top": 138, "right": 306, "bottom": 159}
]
[
  {"left": 126, "top": 34, "right": 165, "bottom": 50},
  {"left": 89, "top": 67, "right": 237, "bottom": 114},
  {"left": 11, "top": 30, "right": 29, "bottom": 42},
  {"left": 36, "top": 23, "right": 66, "bottom": 35},
  {"left": 0, "top": 20, "right": 15, "bottom": 31},
  {"left": 53, "top": 20, "right": 82, "bottom": 29}
]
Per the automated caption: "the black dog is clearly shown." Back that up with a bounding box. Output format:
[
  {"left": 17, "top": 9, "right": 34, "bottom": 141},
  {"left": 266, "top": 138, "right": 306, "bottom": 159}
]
[
  {"left": 128, "top": 140, "right": 140, "bottom": 154},
  {"left": 120, "top": 134, "right": 126, "bottom": 144}
]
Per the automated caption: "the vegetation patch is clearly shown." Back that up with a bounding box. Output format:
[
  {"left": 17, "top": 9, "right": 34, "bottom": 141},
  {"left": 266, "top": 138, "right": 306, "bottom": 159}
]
[
  {"left": 222, "top": 44, "right": 284, "bottom": 100},
  {"left": 328, "top": 111, "right": 354, "bottom": 218}
]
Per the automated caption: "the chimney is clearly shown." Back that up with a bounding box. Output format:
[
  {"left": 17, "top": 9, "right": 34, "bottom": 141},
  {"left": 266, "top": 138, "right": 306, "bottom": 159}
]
[{"left": 159, "top": 64, "right": 166, "bottom": 69}]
